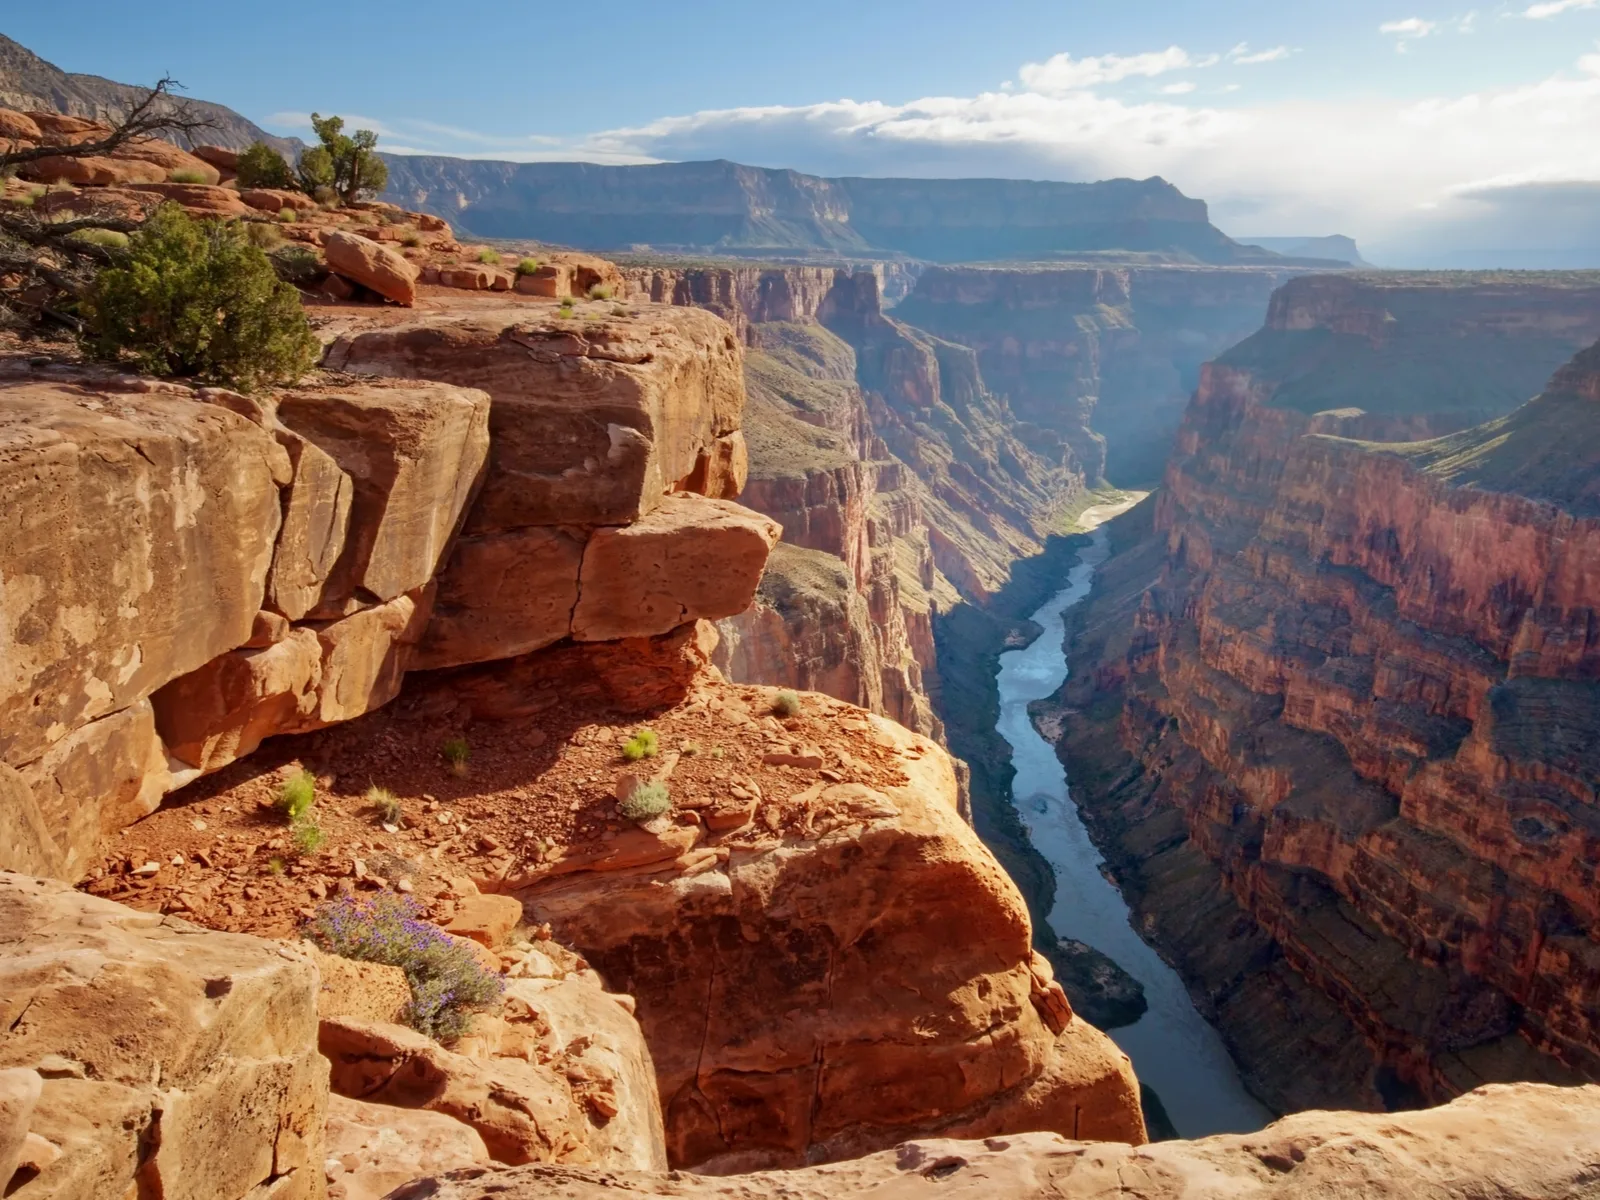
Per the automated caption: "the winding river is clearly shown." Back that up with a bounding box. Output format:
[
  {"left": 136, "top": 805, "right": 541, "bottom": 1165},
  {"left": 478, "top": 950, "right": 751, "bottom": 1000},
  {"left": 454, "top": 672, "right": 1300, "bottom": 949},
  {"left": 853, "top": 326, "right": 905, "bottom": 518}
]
[{"left": 995, "top": 525, "right": 1272, "bottom": 1139}]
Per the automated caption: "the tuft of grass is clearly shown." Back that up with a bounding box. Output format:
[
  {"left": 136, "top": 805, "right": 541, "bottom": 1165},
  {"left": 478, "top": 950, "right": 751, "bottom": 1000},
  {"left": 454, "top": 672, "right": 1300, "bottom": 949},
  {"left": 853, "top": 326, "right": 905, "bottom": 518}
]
[
  {"left": 587, "top": 284, "right": 614, "bottom": 300},
  {"left": 772, "top": 690, "right": 803, "bottom": 718},
  {"left": 304, "top": 892, "right": 504, "bottom": 1041},
  {"left": 278, "top": 207, "right": 299, "bottom": 223},
  {"left": 476, "top": 247, "right": 502, "bottom": 265},
  {"left": 367, "top": 785, "right": 404, "bottom": 826},
  {"left": 680, "top": 741, "right": 702, "bottom": 757},
  {"left": 243, "top": 220, "right": 283, "bottom": 249},
  {"left": 277, "top": 770, "right": 316, "bottom": 822},
  {"left": 557, "top": 297, "right": 576, "bottom": 316},
  {"left": 619, "top": 779, "right": 671, "bottom": 823},
  {"left": 442, "top": 736, "right": 471, "bottom": 776},
  {"left": 267, "top": 856, "right": 286, "bottom": 875},
  {"left": 66, "top": 228, "right": 129, "bottom": 250},
  {"left": 621, "top": 729, "right": 660, "bottom": 762},
  {"left": 515, "top": 256, "right": 542, "bottom": 276},
  {"left": 168, "top": 168, "right": 210, "bottom": 184},
  {"left": 711, "top": 746, "right": 726, "bottom": 760},
  {"left": 291, "top": 819, "right": 326, "bottom": 856},
  {"left": 611, "top": 304, "right": 629, "bottom": 317},
  {"left": 400, "top": 230, "right": 421, "bottom": 247}
]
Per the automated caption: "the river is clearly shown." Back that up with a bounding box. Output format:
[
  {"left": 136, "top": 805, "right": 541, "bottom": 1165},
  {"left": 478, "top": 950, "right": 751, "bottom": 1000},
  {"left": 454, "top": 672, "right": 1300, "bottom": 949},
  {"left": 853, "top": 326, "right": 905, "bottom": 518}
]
[{"left": 994, "top": 525, "right": 1272, "bottom": 1139}]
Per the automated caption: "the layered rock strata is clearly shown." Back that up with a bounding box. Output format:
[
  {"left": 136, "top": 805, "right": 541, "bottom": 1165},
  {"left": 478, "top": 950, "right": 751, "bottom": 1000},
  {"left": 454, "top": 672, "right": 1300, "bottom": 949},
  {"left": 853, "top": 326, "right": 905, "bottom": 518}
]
[
  {"left": 1051, "top": 275, "right": 1600, "bottom": 1112},
  {"left": 0, "top": 297, "right": 772, "bottom": 881},
  {"left": 389, "top": 1082, "right": 1600, "bottom": 1200}
]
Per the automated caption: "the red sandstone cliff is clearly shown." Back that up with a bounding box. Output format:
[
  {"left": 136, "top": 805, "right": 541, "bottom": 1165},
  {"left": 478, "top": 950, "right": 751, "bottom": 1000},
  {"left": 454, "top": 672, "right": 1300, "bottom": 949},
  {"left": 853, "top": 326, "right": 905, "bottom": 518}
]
[{"left": 1053, "top": 274, "right": 1600, "bottom": 1113}]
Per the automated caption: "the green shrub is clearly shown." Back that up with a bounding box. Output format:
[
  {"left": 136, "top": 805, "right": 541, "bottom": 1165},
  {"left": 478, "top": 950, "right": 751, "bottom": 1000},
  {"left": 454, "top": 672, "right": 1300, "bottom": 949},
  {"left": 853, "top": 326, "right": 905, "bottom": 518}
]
[
  {"left": 442, "top": 736, "right": 471, "bottom": 776},
  {"left": 269, "top": 243, "right": 322, "bottom": 285},
  {"left": 305, "top": 892, "right": 504, "bottom": 1041},
  {"left": 620, "top": 780, "right": 671, "bottom": 823},
  {"left": 400, "top": 230, "right": 421, "bottom": 247},
  {"left": 277, "top": 769, "right": 316, "bottom": 822},
  {"left": 66, "top": 228, "right": 129, "bottom": 250},
  {"left": 168, "top": 168, "right": 210, "bottom": 184},
  {"left": 277, "top": 207, "right": 299, "bottom": 223},
  {"left": 243, "top": 220, "right": 283, "bottom": 249},
  {"left": 368, "top": 785, "right": 404, "bottom": 826},
  {"left": 587, "top": 284, "right": 613, "bottom": 300},
  {"left": 237, "top": 141, "right": 295, "bottom": 190},
  {"left": 557, "top": 297, "right": 575, "bottom": 316},
  {"left": 311, "top": 184, "right": 341, "bottom": 208},
  {"left": 773, "top": 690, "right": 803, "bottom": 717},
  {"left": 515, "top": 257, "right": 541, "bottom": 276},
  {"left": 621, "top": 730, "right": 659, "bottom": 762},
  {"left": 82, "top": 204, "right": 320, "bottom": 391},
  {"left": 476, "top": 248, "right": 501, "bottom": 265},
  {"left": 291, "top": 819, "right": 326, "bottom": 856}
]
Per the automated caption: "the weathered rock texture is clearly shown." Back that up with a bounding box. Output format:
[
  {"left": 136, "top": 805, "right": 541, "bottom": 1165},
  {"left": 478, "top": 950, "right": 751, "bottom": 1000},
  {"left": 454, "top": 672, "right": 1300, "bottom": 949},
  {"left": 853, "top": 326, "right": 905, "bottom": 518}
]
[
  {"left": 389, "top": 1082, "right": 1600, "bottom": 1200},
  {"left": 511, "top": 690, "right": 1144, "bottom": 1173},
  {"left": 1052, "top": 274, "right": 1600, "bottom": 1115},
  {"left": 0, "top": 872, "right": 326, "bottom": 1200},
  {"left": 0, "top": 296, "right": 766, "bottom": 880}
]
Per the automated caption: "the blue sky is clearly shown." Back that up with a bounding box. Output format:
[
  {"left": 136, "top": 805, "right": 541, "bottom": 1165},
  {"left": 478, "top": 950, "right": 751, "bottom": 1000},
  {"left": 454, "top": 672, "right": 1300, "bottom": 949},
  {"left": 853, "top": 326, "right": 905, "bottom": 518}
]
[{"left": 9, "top": 1, "right": 1600, "bottom": 261}]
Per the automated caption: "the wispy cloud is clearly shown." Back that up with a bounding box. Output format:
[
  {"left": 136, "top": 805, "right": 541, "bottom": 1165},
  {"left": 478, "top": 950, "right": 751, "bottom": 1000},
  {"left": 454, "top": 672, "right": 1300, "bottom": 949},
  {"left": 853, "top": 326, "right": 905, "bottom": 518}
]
[
  {"left": 1018, "top": 47, "right": 1195, "bottom": 93},
  {"left": 1523, "top": 0, "right": 1596, "bottom": 17},
  {"left": 1380, "top": 17, "right": 1438, "bottom": 50},
  {"left": 1230, "top": 44, "right": 1293, "bottom": 64},
  {"left": 1161, "top": 81, "right": 1198, "bottom": 94}
]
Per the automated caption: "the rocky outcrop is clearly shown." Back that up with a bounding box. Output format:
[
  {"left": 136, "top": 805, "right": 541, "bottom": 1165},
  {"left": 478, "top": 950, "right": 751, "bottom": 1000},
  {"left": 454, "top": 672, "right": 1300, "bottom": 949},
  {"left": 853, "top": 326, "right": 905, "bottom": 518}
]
[
  {"left": 393, "top": 1082, "right": 1600, "bottom": 1200},
  {"left": 323, "top": 232, "right": 421, "bottom": 307},
  {"left": 1052, "top": 275, "right": 1600, "bottom": 1114},
  {"left": 894, "top": 265, "right": 1298, "bottom": 484},
  {"left": 0, "top": 872, "right": 326, "bottom": 1200}
]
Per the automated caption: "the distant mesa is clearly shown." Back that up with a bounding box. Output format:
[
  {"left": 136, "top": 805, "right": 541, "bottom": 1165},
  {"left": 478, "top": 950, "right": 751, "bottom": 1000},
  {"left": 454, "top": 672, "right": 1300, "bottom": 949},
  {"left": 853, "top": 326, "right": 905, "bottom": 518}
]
[{"left": 1236, "top": 234, "right": 1368, "bottom": 266}]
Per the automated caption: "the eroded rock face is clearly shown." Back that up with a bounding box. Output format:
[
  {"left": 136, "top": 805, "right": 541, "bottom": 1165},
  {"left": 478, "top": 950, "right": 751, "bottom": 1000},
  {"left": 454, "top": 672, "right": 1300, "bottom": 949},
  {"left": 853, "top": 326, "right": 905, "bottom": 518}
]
[
  {"left": 1054, "top": 280, "right": 1600, "bottom": 1112},
  {"left": 514, "top": 697, "right": 1144, "bottom": 1172},
  {"left": 380, "top": 1082, "right": 1600, "bottom": 1200},
  {"left": 0, "top": 872, "right": 326, "bottom": 1200}
]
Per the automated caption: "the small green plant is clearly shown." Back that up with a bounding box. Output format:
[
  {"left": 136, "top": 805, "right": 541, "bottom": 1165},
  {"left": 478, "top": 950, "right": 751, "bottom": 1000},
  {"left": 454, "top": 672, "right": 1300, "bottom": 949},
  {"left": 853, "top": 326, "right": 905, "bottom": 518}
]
[
  {"left": 557, "top": 297, "right": 575, "bottom": 316},
  {"left": 83, "top": 204, "right": 320, "bottom": 391},
  {"left": 269, "top": 243, "right": 322, "bottom": 285},
  {"left": 236, "top": 141, "right": 295, "bottom": 190},
  {"left": 619, "top": 779, "right": 671, "bottom": 823},
  {"left": 681, "top": 741, "right": 702, "bottom": 757},
  {"left": 711, "top": 746, "right": 726, "bottom": 760},
  {"left": 442, "top": 736, "right": 471, "bottom": 776},
  {"left": 291, "top": 819, "right": 326, "bottom": 856},
  {"left": 277, "top": 207, "right": 299, "bottom": 223},
  {"left": 368, "top": 785, "right": 404, "bottom": 826},
  {"left": 168, "top": 168, "right": 210, "bottom": 185},
  {"left": 611, "top": 304, "right": 629, "bottom": 317},
  {"left": 400, "top": 230, "right": 421, "bottom": 247},
  {"left": 587, "top": 283, "right": 614, "bottom": 300},
  {"left": 267, "top": 856, "right": 286, "bottom": 875},
  {"left": 66, "top": 228, "right": 129, "bottom": 250},
  {"left": 277, "top": 769, "right": 316, "bottom": 822},
  {"left": 476, "top": 247, "right": 502, "bottom": 265},
  {"left": 515, "top": 257, "right": 541, "bottom": 276},
  {"left": 773, "top": 690, "right": 803, "bottom": 718},
  {"left": 305, "top": 892, "right": 504, "bottom": 1041},
  {"left": 243, "top": 220, "right": 283, "bottom": 249},
  {"left": 621, "top": 729, "right": 660, "bottom": 762}
]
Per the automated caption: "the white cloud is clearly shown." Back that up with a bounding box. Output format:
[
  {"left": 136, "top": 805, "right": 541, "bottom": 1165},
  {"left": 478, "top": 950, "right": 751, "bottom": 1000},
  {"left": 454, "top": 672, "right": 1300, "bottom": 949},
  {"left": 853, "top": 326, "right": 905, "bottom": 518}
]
[
  {"left": 1230, "top": 44, "right": 1292, "bottom": 64},
  {"left": 1161, "top": 81, "right": 1198, "bottom": 94},
  {"left": 1018, "top": 47, "right": 1194, "bottom": 93},
  {"left": 1523, "top": 0, "right": 1596, "bottom": 16}
]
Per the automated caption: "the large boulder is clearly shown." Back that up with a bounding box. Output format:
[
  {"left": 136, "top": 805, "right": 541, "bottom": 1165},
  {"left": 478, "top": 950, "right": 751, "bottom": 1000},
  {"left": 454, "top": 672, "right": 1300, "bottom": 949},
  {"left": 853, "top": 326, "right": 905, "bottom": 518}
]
[
  {"left": 324, "top": 1094, "right": 489, "bottom": 1200},
  {"left": 0, "top": 873, "right": 326, "bottom": 1200},
  {"left": 570, "top": 494, "right": 780, "bottom": 642},
  {"left": 0, "top": 381, "right": 284, "bottom": 875},
  {"left": 274, "top": 381, "right": 490, "bottom": 618},
  {"left": 323, "top": 231, "right": 421, "bottom": 306},
  {"left": 125, "top": 181, "right": 252, "bottom": 215},
  {"left": 0, "top": 109, "right": 43, "bottom": 142},
  {"left": 322, "top": 305, "right": 746, "bottom": 530}
]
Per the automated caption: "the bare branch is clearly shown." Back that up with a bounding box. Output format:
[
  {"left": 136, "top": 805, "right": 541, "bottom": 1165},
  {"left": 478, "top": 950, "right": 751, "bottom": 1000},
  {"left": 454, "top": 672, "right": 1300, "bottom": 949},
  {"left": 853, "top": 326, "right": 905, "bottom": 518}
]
[{"left": 0, "top": 77, "right": 218, "bottom": 170}]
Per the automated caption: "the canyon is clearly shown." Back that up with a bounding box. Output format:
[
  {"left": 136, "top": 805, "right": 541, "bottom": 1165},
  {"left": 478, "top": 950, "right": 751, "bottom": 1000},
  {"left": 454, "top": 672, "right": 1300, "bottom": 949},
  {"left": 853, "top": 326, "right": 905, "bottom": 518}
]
[{"left": 1046, "top": 271, "right": 1600, "bottom": 1115}]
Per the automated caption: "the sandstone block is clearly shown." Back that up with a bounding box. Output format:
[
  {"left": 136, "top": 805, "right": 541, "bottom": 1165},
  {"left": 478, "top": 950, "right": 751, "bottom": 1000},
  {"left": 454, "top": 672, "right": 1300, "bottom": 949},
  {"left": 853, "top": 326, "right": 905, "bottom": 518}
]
[
  {"left": 306, "top": 945, "right": 412, "bottom": 1025},
  {"left": 0, "top": 383, "right": 282, "bottom": 788},
  {"left": 0, "top": 108, "right": 42, "bottom": 141},
  {"left": 126, "top": 181, "right": 252, "bottom": 215},
  {"left": 193, "top": 144, "right": 241, "bottom": 170},
  {"left": 320, "top": 1017, "right": 586, "bottom": 1165},
  {"left": 437, "top": 264, "right": 497, "bottom": 291},
  {"left": 324, "top": 1094, "right": 490, "bottom": 1200},
  {"left": 0, "top": 1067, "right": 41, "bottom": 1187},
  {"left": 446, "top": 895, "right": 524, "bottom": 950},
  {"left": 323, "top": 304, "right": 746, "bottom": 529},
  {"left": 0, "top": 873, "right": 327, "bottom": 1199},
  {"left": 22, "top": 111, "right": 100, "bottom": 139},
  {"left": 324, "top": 231, "right": 420, "bottom": 306},
  {"left": 571, "top": 495, "right": 780, "bottom": 642},
  {"left": 265, "top": 429, "right": 354, "bottom": 621},
  {"left": 276, "top": 381, "right": 490, "bottom": 616},
  {"left": 414, "top": 527, "right": 586, "bottom": 670},
  {"left": 240, "top": 187, "right": 318, "bottom": 214},
  {"left": 20, "top": 154, "right": 164, "bottom": 186},
  {"left": 111, "top": 137, "right": 221, "bottom": 184}
]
